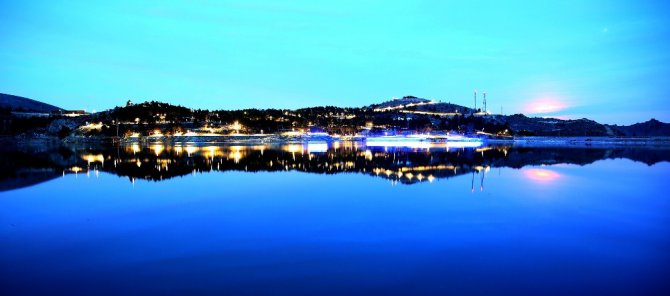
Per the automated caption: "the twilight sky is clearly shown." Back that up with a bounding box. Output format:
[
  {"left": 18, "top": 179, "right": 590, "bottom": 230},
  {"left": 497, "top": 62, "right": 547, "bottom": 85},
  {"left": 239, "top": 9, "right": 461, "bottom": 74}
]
[{"left": 1, "top": 0, "right": 669, "bottom": 124}]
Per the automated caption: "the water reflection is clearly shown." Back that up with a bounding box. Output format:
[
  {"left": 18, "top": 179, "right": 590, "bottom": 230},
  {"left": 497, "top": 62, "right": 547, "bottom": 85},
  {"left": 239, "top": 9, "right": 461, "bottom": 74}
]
[
  {"left": 1, "top": 141, "right": 669, "bottom": 192},
  {"left": 524, "top": 168, "right": 561, "bottom": 183},
  {"left": 1, "top": 142, "right": 669, "bottom": 295},
  {"left": 470, "top": 167, "right": 490, "bottom": 192}
]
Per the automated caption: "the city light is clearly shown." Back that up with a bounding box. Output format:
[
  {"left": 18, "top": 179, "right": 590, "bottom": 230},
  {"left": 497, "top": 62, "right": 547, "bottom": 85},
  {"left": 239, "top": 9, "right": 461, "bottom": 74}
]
[{"left": 230, "top": 121, "right": 243, "bottom": 134}]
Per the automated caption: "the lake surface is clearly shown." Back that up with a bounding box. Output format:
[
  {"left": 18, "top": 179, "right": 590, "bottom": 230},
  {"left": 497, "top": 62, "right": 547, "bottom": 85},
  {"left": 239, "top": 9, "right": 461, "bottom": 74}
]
[{"left": 1, "top": 142, "right": 669, "bottom": 295}]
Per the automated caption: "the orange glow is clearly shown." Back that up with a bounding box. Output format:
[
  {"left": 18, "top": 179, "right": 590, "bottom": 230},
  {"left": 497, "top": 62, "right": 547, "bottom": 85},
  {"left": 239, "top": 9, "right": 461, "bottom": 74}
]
[
  {"left": 151, "top": 144, "right": 164, "bottom": 156},
  {"left": 227, "top": 146, "right": 243, "bottom": 163},
  {"left": 283, "top": 144, "right": 304, "bottom": 153},
  {"left": 81, "top": 154, "right": 105, "bottom": 164},
  {"left": 524, "top": 168, "right": 560, "bottom": 182}
]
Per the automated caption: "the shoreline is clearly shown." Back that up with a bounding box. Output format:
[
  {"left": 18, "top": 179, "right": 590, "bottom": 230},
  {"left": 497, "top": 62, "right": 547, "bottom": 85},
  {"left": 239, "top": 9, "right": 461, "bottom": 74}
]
[
  {"left": 120, "top": 135, "right": 670, "bottom": 146},
  {"left": 488, "top": 136, "right": 670, "bottom": 147},
  {"left": 4, "top": 135, "right": 670, "bottom": 147}
]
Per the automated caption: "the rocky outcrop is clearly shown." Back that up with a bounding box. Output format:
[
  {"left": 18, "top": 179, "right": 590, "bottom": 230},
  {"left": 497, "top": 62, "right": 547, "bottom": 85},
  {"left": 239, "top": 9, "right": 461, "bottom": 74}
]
[{"left": 47, "top": 118, "right": 82, "bottom": 136}]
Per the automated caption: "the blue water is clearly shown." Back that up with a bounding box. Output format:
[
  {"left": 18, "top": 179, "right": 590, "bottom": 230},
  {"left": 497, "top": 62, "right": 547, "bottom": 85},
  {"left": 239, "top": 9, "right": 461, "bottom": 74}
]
[{"left": 1, "top": 145, "right": 669, "bottom": 295}]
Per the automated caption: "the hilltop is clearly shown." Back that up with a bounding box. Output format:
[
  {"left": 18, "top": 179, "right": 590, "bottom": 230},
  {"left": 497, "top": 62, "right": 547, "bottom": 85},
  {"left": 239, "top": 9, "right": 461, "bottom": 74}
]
[
  {"left": 607, "top": 119, "right": 670, "bottom": 137},
  {"left": 371, "top": 96, "right": 474, "bottom": 115},
  {"left": 0, "top": 93, "right": 62, "bottom": 113}
]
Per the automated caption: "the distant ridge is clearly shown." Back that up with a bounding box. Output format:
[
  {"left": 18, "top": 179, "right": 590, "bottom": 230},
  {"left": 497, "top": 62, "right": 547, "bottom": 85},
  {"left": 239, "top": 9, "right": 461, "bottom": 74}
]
[
  {"left": 608, "top": 119, "right": 670, "bottom": 137},
  {"left": 0, "top": 93, "right": 62, "bottom": 113}
]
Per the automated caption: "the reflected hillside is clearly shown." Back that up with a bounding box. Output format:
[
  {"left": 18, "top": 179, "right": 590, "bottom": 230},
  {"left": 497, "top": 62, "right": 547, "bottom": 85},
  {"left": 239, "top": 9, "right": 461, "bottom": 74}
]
[
  {"left": 1, "top": 142, "right": 670, "bottom": 191},
  {"left": 0, "top": 143, "right": 81, "bottom": 191}
]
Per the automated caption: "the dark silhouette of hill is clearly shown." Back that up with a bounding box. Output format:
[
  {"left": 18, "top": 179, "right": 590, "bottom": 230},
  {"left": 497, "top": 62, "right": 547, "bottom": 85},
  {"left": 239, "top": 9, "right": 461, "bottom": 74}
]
[
  {"left": 504, "top": 114, "right": 609, "bottom": 136},
  {"left": 608, "top": 119, "right": 670, "bottom": 137},
  {"left": 0, "top": 93, "right": 63, "bottom": 113}
]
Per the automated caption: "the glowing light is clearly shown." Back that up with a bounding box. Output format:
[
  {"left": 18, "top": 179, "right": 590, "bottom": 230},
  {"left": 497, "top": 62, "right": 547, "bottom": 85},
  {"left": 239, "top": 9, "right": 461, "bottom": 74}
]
[
  {"left": 284, "top": 144, "right": 303, "bottom": 153},
  {"left": 185, "top": 146, "right": 198, "bottom": 157},
  {"left": 228, "top": 146, "right": 243, "bottom": 163},
  {"left": 366, "top": 140, "right": 432, "bottom": 149},
  {"left": 525, "top": 98, "right": 568, "bottom": 114},
  {"left": 230, "top": 121, "right": 243, "bottom": 134},
  {"left": 82, "top": 154, "right": 105, "bottom": 165},
  {"left": 364, "top": 149, "right": 373, "bottom": 161},
  {"left": 307, "top": 142, "right": 328, "bottom": 153},
  {"left": 366, "top": 135, "right": 483, "bottom": 149},
  {"left": 202, "top": 146, "right": 223, "bottom": 160},
  {"left": 282, "top": 131, "right": 304, "bottom": 137},
  {"left": 524, "top": 168, "right": 560, "bottom": 182},
  {"left": 366, "top": 140, "right": 482, "bottom": 149},
  {"left": 151, "top": 144, "right": 164, "bottom": 156},
  {"left": 79, "top": 122, "right": 103, "bottom": 132}
]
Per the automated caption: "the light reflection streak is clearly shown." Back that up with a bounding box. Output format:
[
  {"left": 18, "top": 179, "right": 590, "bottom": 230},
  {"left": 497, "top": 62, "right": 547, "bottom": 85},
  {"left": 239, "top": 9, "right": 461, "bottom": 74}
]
[
  {"left": 307, "top": 142, "right": 328, "bottom": 153},
  {"left": 151, "top": 144, "right": 164, "bottom": 157},
  {"left": 365, "top": 141, "right": 483, "bottom": 149},
  {"left": 131, "top": 143, "right": 140, "bottom": 154},
  {"left": 82, "top": 154, "right": 105, "bottom": 165},
  {"left": 185, "top": 146, "right": 198, "bottom": 157}
]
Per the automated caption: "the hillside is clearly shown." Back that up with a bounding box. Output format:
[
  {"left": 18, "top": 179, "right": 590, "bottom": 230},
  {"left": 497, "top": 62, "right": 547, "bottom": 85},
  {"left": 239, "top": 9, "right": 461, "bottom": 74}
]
[
  {"left": 1, "top": 92, "right": 669, "bottom": 138},
  {"left": 608, "top": 119, "right": 670, "bottom": 137},
  {"left": 504, "top": 114, "right": 609, "bottom": 136},
  {"left": 0, "top": 93, "right": 62, "bottom": 113}
]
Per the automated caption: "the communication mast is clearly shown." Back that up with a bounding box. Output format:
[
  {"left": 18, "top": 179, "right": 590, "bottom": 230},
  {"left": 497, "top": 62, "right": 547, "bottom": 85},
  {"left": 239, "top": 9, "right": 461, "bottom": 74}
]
[{"left": 474, "top": 89, "right": 477, "bottom": 112}]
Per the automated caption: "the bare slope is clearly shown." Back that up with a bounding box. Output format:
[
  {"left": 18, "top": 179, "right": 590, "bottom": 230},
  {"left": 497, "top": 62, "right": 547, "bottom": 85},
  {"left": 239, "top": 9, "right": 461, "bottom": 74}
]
[{"left": 0, "top": 93, "right": 63, "bottom": 113}]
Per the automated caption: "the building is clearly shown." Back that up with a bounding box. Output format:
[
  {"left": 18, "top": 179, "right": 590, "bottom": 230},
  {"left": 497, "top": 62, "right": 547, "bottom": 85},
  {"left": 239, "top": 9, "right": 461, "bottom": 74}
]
[{"left": 52, "top": 110, "right": 89, "bottom": 117}]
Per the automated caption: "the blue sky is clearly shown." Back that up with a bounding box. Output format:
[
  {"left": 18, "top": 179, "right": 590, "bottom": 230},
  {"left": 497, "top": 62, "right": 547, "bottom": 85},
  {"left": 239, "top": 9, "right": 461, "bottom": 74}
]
[{"left": 1, "top": 0, "right": 669, "bottom": 124}]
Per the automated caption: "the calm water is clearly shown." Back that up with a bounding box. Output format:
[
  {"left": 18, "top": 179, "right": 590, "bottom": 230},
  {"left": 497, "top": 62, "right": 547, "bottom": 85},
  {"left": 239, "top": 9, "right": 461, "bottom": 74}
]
[{"left": 1, "top": 142, "right": 669, "bottom": 295}]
